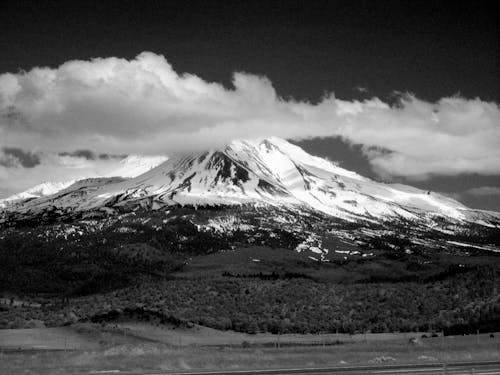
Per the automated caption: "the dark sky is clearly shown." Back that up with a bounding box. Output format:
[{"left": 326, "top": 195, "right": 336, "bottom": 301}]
[
  {"left": 0, "top": 0, "right": 499, "bottom": 210},
  {"left": 1, "top": 0, "right": 498, "bottom": 102}
]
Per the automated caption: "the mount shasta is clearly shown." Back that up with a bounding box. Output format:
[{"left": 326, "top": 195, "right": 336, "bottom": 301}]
[
  {"left": 1, "top": 137, "right": 500, "bottom": 334},
  {"left": 1, "top": 137, "right": 499, "bottom": 232}
]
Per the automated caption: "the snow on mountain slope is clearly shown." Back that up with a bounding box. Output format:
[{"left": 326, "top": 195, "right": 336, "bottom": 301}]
[
  {"left": 105, "top": 154, "right": 168, "bottom": 178},
  {"left": 1, "top": 137, "right": 497, "bottom": 227},
  {"left": 0, "top": 180, "right": 77, "bottom": 205},
  {"left": 0, "top": 155, "right": 167, "bottom": 208},
  {"left": 224, "top": 137, "right": 468, "bottom": 221}
]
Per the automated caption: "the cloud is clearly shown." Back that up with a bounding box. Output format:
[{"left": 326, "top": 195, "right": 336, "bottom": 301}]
[
  {"left": 59, "top": 149, "right": 96, "bottom": 160},
  {"left": 464, "top": 186, "right": 500, "bottom": 196},
  {"left": 1, "top": 51, "right": 500, "bottom": 185},
  {"left": 354, "top": 86, "right": 369, "bottom": 94},
  {"left": 0, "top": 147, "right": 41, "bottom": 168}
]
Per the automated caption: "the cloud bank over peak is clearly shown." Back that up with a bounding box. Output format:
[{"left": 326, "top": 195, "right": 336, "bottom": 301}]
[{"left": 1, "top": 52, "right": 499, "bottom": 182}]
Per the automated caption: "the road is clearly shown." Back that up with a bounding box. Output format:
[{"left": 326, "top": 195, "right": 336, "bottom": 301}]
[{"left": 84, "top": 361, "right": 500, "bottom": 375}]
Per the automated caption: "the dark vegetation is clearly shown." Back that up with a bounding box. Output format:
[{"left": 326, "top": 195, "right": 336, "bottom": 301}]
[
  {"left": 0, "top": 211, "right": 303, "bottom": 296},
  {"left": 1, "top": 267, "right": 498, "bottom": 335},
  {"left": 0, "top": 207, "right": 499, "bottom": 334}
]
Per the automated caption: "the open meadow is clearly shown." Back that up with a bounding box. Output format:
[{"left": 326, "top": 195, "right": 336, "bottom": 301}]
[{"left": 1, "top": 324, "right": 499, "bottom": 375}]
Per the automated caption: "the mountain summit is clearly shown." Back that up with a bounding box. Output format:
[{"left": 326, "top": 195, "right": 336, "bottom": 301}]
[{"left": 1, "top": 137, "right": 498, "bottom": 228}]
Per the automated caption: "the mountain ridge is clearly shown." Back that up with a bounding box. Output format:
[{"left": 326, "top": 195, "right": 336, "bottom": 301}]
[
  {"left": 0, "top": 154, "right": 167, "bottom": 208},
  {"left": 1, "top": 137, "right": 499, "bottom": 229}
]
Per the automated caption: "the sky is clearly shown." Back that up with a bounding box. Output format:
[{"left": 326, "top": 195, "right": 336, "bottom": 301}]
[{"left": 0, "top": 0, "right": 499, "bottom": 210}]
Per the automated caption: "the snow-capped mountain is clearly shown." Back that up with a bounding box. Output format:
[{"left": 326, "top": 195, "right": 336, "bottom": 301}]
[
  {"left": 1, "top": 137, "right": 499, "bottom": 228},
  {"left": 0, "top": 180, "right": 78, "bottom": 205},
  {"left": 0, "top": 154, "right": 167, "bottom": 208}
]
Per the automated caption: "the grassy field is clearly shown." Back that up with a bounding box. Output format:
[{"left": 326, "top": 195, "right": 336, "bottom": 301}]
[
  {"left": 1, "top": 324, "right": 499, "bottom": 375},
  {"left": 0, "top": 323, "right": 432, "bottom": 350}
]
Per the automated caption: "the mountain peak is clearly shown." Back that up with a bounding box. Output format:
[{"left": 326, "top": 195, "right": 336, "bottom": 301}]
[{"left": 1, "top": 137, "right": 499, "bottom": 228}]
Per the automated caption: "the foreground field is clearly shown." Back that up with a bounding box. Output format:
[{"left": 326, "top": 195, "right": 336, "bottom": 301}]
[
  {"left": 0, "top": 323, "right": 435, "bottom": 349},
  {"left": 1, "top": 324, "right": 499, "bottom": 375}
]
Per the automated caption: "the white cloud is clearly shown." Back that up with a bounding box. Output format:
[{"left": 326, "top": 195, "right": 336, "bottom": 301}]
[{"left": 1, "top": 52, "right": 500, "bottom": 190}]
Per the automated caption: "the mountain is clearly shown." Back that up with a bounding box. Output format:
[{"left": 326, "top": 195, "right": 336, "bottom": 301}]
[
  {"left": 0, "top": 180, "right": 77, "bottom": 205},
  {"left": 1, "top": 138, "right": 499, "bottom": 334},
  {"left": 1, "top": 137, "right": 498, "bottom": 227},
  {"left": 0, "top": 154, "right": 167, "bottom": 208}
]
